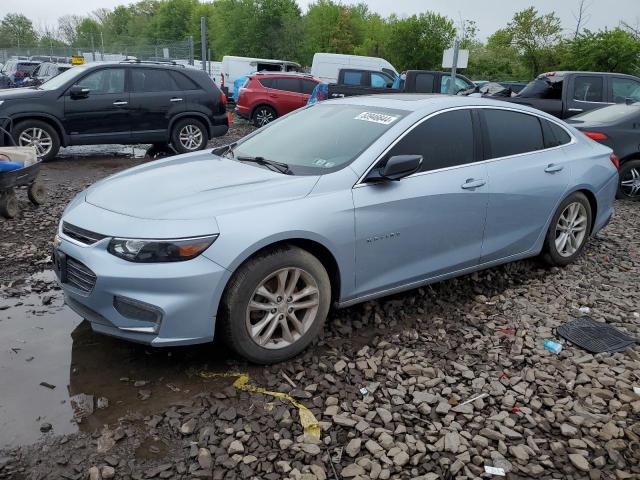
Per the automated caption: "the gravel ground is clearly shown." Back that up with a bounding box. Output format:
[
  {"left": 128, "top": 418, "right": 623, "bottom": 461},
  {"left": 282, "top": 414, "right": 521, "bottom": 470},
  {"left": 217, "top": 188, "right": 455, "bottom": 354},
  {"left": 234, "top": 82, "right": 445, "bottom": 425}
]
[{"left": 1, "top": 119, "right": 639, "bottom": 479}]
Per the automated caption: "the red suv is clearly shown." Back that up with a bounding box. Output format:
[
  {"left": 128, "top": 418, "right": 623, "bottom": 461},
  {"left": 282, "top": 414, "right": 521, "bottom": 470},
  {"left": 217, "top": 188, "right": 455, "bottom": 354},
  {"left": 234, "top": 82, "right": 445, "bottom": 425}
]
[{"left": 235, "top": 73, "right": 320, "bottom": 127}]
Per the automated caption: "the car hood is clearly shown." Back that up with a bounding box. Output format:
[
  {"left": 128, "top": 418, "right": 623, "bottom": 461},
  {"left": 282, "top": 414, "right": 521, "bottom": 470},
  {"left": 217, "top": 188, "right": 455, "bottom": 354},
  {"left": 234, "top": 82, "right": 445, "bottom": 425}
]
[
  {"left": 0, "top": 87, "right": 47, "bottom": 101},
  {"left": 85, "top": 152, "right": 320, "bottom": 220}
]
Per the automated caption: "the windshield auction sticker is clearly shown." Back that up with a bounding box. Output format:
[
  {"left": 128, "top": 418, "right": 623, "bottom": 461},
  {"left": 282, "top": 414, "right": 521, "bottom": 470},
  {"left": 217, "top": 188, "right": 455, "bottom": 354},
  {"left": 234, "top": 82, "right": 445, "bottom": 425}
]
[{"left": 355, "top": 112, "right": 399, "bottom": 125}]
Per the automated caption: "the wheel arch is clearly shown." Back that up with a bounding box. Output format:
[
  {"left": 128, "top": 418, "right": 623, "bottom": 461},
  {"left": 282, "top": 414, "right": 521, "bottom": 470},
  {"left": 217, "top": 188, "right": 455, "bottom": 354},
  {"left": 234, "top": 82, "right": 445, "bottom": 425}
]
[
  {"left": 168, "top": 113, "right": 212, "bottom": 141},
  {"left": 250, "top": 102, "right": 278, "bottom": 120},
  {"left": 562, "top": 187, "right": 598, "bottom": 234},
  {"left": 11, "top": 114, "right": 67, "bottom": 147},
  {"left": 216, "top": 236, "right": 343, "bottom": 310}
]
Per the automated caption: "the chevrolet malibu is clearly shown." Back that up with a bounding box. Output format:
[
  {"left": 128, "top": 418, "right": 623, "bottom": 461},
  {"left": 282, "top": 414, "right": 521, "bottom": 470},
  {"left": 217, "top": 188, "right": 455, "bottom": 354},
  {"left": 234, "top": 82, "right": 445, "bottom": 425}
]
[{"left": 54, "top": 95, "right": 618, "bottom": 364}]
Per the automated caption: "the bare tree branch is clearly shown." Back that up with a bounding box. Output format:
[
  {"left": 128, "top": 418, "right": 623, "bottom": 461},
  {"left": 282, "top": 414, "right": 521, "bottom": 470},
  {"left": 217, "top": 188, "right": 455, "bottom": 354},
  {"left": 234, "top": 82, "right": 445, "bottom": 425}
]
[{"left": 572, "top": 0, "right": 592, "bottom": 39}]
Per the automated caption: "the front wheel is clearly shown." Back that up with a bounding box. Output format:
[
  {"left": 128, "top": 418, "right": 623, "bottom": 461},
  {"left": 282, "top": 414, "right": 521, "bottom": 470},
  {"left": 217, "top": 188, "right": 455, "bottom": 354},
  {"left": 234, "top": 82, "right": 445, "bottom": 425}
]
[
  {"left": 171, "top": 118, "right": 208, "bottom": 154},
  {"left": 13, "top": 120, "right": 60, "bottom": 162},
  {"left": 219, "top": 246, "right": 331, "bottom": 364},
  {"left": 543, "top": 192, "right": 592, "bottom": 266},
  {"left": 617, "top": 159, "right": 640, "bottom": 200}
]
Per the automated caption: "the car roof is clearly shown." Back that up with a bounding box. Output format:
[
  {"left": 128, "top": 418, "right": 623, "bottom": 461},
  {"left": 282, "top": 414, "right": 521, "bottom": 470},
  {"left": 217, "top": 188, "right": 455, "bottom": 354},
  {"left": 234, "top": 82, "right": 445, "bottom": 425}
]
[
  {"left": 326, "top": 94, "right": 561, "bottom": 118},
  {"left": 251, "top": 72, "right": 317, "bottom": 79}
]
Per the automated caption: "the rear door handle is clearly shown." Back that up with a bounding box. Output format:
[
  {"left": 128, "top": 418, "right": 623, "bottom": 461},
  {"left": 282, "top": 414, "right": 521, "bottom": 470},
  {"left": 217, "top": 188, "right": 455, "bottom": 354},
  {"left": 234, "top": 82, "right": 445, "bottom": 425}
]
[
  {"left": 461, "top": 178, "right": 486, "bottom": 190},
  {"left": 112, "top": 101, "right": 128, "bottom": 106},
  {"left": 170, "top": 97, "right": 183, "bottom": 102},
  {"left": 545, "top": 163, "right": 564, "bottom": 173},
  {"left": 568, "top": 108, "right": 583, "bottom": 112}
]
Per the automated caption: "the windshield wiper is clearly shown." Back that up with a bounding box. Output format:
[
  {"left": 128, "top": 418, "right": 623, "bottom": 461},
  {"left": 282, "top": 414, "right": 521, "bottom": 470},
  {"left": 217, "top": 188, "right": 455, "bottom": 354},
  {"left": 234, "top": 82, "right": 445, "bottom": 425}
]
[{"left": 236, "top": 156, "right": 292, "bottom": 175}]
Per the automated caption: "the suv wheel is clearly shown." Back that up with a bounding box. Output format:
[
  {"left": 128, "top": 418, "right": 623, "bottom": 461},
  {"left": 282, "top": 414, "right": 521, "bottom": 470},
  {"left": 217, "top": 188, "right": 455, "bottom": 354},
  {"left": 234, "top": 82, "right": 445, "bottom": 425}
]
[
  {"left": 543, "top": 192, "right": 592, "bottom": 266},
  {"left": 171, "top": 118, "right": 208, "bottom": 153},
  {"left": 253, "top": 105, "right": 277, "bottom": 128},
  {"left": 219, "top": 245, "right": 331, "bottom": 364},
  {"left": 13, "top": 120, "right": 60, "bottom": 162},
  {"left": 617, "top": 159, "right": 640, "bottom": 200}
]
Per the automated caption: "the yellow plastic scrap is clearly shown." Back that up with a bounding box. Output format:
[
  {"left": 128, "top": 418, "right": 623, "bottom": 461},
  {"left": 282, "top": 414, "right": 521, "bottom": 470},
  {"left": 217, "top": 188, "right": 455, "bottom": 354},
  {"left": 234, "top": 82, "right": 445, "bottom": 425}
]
[{"left": 200, "top": 371, "right": 321, "bottom": 440}]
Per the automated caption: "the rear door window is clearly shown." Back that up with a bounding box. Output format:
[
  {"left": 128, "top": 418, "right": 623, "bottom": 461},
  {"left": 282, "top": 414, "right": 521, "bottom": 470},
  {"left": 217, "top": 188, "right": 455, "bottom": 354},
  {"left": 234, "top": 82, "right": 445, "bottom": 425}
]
[
  {"left": 131, "top": 69, "right": 179, "bottom": 92},
  {"left": 343, "top": 71, "right": 363, "bottom": 86},
  {"left": 573, "top": 76, "right": 604, "bottom": 102},
  {"left": 273, "top": 77, "right": 302, "bottom": 93},
  {"left": 483, "top": 109, "right": 544, "bottom": 158},
  {"left": 386, "top": 109, "right": 475, "bottom": 172},
  {"left": 413, "top": 73, "right": 434, "bottom": 93}
]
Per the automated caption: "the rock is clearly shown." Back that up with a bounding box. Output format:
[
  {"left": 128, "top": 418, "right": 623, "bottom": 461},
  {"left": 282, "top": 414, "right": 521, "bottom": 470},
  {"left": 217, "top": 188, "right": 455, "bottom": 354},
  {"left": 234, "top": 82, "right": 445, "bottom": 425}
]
[
  {"left": 560, "top": 423, "right": 579, "bottom": 437},
  {"left": 180, "top": 418, "right": 197, "bottom": 435},
  {"left": 509, "top": 445, "right": 529, "bottom": 462},
  {"left": 393, "top": 451, "right": 410, "bottom": 466},
  {"left": 345, "top": 438, "right": 362, "bottom": 457},
  {"left": 101, "top": 466, "right": 115, "bottom": 479},
  {"left": 302, "top": 444, "right": 321, "bottom": 455},
  {"left": 228, "top": 440, "right": 244, "bottom": 455},
  {"left": 444, "top": 431, "right": 461, "bottom": 453},
  {"left": 365, "top": 439, "right": 383, "bottom": 455},
  {"left": 39, "top": 422, "right": 52, "bottom": 433},
  {"left": 376, "top": 407, "right": 393, "bottom": 424},
  {"left": 276, "top": 461, "right": 291, "bottom": 474},
  {"left": 341, "top": 463, "right": 366, "bottom": 477},
  {"left": 198, "top": 448, "right": 212, "bottom": 470},
  {"left": 569, "top": 453, "right": 590, "bottom": 472},
  {"left": 88, "top": 466, "right": 101, "bottom": 480}
]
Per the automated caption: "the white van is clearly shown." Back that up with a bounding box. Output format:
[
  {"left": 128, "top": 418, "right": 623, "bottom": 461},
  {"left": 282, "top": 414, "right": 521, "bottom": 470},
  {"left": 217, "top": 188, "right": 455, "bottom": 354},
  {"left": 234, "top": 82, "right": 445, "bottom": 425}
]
[
  {"left": 310, "top": 53, "right": 398, "bottom": 84},
  {"left": 222, "top": 56, "right": 301, "bottom": 88}
]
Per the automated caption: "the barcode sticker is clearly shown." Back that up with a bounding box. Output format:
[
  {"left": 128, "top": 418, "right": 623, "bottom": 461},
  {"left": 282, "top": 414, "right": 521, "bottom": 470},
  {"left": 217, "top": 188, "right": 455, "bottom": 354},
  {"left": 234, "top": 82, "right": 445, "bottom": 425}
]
[{"left": 355, "top": 112, "right": 399, "bottom": 125}]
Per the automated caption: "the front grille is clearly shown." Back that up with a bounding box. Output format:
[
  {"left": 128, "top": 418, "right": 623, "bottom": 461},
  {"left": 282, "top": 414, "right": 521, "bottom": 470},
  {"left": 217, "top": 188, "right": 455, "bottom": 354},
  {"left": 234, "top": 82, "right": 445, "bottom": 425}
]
[
  {"left": 62, "top": 222, "right": 107, "bottom": 245},
  {"left": 66, "top": 256, "right": 97, "bottom": 293}
]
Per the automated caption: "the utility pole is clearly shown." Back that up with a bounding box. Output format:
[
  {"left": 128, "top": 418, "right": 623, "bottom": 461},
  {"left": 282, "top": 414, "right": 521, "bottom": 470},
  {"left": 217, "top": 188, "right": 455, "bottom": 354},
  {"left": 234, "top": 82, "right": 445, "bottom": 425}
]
[
  {"left": 449, "top": 38, "right": 460, "bottom": 96},
  {"left": 91, "top": 34, "right": 95, "bottom": 62},
  {"left": 207, "top": 48, "right": 211, "bottom": 74},
  {"left": 200, "top": 17, "right": 207, "bottom": 71},
  {"left": 100, "top": 31, "right": 105, "bottom": 60},
  {"left": 188, "top": 36, "right": 194, "bottom": 66}
]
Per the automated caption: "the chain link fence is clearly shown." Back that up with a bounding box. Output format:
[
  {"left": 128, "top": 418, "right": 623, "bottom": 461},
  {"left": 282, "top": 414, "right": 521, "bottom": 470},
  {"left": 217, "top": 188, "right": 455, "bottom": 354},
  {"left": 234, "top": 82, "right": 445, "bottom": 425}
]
[{"left": 0, "top": 38, "right": 194, "bottom": 65}]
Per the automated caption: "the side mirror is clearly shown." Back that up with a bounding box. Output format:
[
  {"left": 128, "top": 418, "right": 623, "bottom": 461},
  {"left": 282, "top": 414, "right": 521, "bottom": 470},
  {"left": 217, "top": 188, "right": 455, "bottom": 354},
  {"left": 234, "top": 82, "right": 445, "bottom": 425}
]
[
  {"left": 366, "top": 155, "right": 423, "bottom": 182},
  {"left": 69, "top": 85, "right": 90, "bottom": 99}
]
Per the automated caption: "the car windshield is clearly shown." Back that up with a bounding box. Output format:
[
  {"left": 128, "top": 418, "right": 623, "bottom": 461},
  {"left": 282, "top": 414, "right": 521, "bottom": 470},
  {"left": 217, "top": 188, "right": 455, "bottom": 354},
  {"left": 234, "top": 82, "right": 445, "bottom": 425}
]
[
  {"left": 518, "top": 77, "right": 563, "bottom": 99},
  {"left": 228, "top": 103, "right": 409, "bottom": 175},
  {"left": 570, "top": 103, "right": 640, "bottom": 124},
  {"left": 38, "top": 65, "right": 87, "bottom": 90}
]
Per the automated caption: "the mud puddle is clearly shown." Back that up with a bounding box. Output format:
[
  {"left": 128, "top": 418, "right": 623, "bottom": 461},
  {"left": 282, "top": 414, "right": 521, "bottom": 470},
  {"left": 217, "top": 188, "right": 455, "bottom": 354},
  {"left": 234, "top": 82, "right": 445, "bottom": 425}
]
[{"left": 0, "top": 288, "right": 255, "bottom": 449}]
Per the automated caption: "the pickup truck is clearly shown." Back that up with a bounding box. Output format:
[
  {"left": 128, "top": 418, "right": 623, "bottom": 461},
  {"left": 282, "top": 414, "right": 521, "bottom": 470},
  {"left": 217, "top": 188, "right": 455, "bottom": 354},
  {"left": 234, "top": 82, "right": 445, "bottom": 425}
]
[
  {"left": 502, "top": 71, "right": 640, "bottom": 119},
  {"left": 326, "top": 69, "right": 475, "bottom": 99}
]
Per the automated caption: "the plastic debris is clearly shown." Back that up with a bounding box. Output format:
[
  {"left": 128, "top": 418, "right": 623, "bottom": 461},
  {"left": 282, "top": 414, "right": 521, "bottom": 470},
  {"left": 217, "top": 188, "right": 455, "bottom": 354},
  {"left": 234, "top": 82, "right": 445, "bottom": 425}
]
[
  {"left": 544, "top": 339, "right": 563, "bottom": 354},
  {"left": 200, "top": 371, "right": 320, "bottom": 441},
  {"left": 70, "top": 393, "right": 94, "bottom": 420},
  {"left": 633, "top": 386, "right": 640, "bottom": 396},
  {"left": 579, "top": 306, "right": 591, "bottom": 314},
  {"left": 484, "top": 465, "right": 506, "bottom": 476},
  {"left": 359, "top": 387, "right": 369, "bottom": 396},
  {"left": 459, "top": 393, "right": 489, "bottom": 406}
]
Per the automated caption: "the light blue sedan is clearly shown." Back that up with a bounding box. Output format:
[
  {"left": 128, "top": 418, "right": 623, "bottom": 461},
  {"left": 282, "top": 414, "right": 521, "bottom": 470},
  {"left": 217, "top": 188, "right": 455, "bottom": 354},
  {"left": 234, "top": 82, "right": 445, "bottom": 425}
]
[{"left": 54, "top": 95, "right": 618, "bottom": 363}]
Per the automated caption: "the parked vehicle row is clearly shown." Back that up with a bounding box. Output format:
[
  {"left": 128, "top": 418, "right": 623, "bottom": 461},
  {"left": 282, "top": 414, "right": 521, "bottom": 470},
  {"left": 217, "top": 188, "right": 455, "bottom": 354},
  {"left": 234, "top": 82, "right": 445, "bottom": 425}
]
[
  {"left": 0, "top": 60, "right": 229, "bottom": 161},
  {"left": 53, "top": 95, "right": 618, "bottom": 363}
]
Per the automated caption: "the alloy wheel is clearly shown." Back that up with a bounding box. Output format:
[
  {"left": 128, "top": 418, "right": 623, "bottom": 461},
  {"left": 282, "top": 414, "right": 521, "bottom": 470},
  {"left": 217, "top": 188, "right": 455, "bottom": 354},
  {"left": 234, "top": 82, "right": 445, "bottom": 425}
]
[
  {"left": 245, "top": 267, "right": 320, "bottom": 349},
  {"left": 620, "top": 167, "right": 640, "bottom": 198},
  {"left": 178, "top": 124, "right": 203, "bottom": 151},
  {"left": 255, "top": 108, "right": 274, "bottom": 127},
  {"left": 18, "top": 127, "right": 53, "bottom": 157},
  {"left": 555, "top": 202, "right": 588, "bottom": 257}
]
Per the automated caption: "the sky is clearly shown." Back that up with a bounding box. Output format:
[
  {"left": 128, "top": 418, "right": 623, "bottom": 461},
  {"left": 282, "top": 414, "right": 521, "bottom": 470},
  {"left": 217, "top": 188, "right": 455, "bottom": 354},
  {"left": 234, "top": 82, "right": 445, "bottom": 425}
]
[{"left": 2, "top": 0, "right": 639, "bottom": 39}]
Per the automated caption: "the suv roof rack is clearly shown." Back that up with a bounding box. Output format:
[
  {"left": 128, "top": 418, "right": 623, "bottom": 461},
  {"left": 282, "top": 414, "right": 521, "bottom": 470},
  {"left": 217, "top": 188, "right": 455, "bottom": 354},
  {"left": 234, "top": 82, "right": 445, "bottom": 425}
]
[
  {"left": 119, "top": 59, "right": 185, "bottom": 68},
  {"left": 253, "top": 71, "right": 314, "bottom": 78}
]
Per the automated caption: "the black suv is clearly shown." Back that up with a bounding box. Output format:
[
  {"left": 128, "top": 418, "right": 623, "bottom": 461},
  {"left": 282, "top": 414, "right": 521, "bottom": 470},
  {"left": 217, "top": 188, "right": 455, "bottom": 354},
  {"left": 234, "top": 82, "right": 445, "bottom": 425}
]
[{"left": 0, "top": 61, "right": 229, "bottom": 161}]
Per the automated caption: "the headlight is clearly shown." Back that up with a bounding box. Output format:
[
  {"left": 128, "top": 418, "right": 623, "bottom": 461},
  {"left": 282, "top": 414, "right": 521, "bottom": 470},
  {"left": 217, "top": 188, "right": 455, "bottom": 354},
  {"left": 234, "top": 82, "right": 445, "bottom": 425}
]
[{"left": 108, "top": 235, "right": 218, "bottom": 262}]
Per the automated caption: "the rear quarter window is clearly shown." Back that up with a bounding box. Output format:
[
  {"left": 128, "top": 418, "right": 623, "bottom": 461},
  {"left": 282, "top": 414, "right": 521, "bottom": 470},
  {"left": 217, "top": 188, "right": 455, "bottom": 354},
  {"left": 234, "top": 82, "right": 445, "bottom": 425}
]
[
  {"left": 170, "top": 71, "right": 199, "bottom": 90},
  {"left": 541, "top": 119, "right": 572, "bottom": 148}
]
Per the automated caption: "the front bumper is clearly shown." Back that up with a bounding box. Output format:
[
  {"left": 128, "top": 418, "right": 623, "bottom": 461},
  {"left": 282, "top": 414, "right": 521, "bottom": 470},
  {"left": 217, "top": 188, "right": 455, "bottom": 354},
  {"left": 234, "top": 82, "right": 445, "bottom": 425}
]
[{"left": 54, "top": 230, "right": 230, "bottom": 347}]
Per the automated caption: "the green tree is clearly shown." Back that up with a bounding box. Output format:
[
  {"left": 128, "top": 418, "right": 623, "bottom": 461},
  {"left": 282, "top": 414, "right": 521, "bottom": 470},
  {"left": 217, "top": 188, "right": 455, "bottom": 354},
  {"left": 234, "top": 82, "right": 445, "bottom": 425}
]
[
  {"left": 384, "top": 13, "right": 456, "bottom": 70},
  {"left": 152, "top": 0, "right": 198, "bottom": 40},
  {"left": 564, "top": 28, "right": 640, "bottom": 75},
  {"left": 504, "top": 7, "right": 562, "bottom": 77},
  {"left": 0, "top": 13, "right": 39, "bottom": 47}
]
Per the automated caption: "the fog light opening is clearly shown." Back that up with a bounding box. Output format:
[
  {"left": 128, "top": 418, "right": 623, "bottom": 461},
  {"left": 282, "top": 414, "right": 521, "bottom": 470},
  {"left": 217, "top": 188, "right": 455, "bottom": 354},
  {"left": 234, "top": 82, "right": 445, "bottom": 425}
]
[{"left": 113, "top": 296, "right": 163, "bottom": 333}]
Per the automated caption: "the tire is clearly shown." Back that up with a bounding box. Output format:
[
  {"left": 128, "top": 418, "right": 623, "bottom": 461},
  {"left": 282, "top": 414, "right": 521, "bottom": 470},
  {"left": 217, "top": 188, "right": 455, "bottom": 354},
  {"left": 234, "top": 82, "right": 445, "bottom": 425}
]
[
  {"left": 252, "top": 105, "right": 277, "bottom": 128},
  {"left": 13, "top": 120, "right": 60, "bottom": 162},
  {"left": 171, "top": 118, "right": 208, "bottom": 154},
  {"left": 543, "top": 192, "right": 592, "bottom": 267},
  {"left": 27, "top": 182, "right": 46, "bottom": 206},
  {"left": 219, "top": 245, "right": 331, "bottom": 364},
  {"left": 617, "top": 159, "right": 640, "bottom": 200},
  {"left": 0, "top": 190, "right": 19, "bottom": 219}
]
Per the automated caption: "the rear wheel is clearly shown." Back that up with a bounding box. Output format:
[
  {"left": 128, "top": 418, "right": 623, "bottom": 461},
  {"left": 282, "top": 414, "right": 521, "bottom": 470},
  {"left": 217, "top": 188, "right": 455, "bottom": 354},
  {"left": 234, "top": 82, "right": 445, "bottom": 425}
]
[
  {"left": 13, "top": 120, "right": 60, "bottom": 162},
  {"left": 543, "top": 192, "right": 592, "bottom": 266},
  {"left": 617, "top": 159, "right": 640, "bottom": 200},
  {"left": 171, "top": 119, "right": 208, "bottom": 154},
  {"left": 252, "top": 105, "right": 277, "bottom": 128},
  {"left": 219, "top": 246, "right": 331, "bottom": 364},
  {"left": 0, "top": 190, "right": 19, "bottom": 219}
]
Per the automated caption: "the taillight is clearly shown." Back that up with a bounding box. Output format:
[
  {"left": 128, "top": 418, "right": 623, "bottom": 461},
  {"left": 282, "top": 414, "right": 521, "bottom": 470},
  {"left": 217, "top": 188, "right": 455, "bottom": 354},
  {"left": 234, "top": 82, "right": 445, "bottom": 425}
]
[
  {"left": 220, "top": 91, "right": 227, "bottom": 108},
  {"left": 583, "top": 131, "right": 608, "bottom": 141},
  {"left": 610, "top": 153, "right": 620, "bottom": 171}
]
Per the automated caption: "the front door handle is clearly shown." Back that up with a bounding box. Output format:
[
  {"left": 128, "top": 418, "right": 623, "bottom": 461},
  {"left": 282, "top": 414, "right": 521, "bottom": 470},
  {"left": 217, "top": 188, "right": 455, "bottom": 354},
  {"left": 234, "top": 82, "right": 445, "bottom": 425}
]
[
  {"left": 545, "top": 163, "right": 564, "bottom": 173},
  {"left": 568, "top": 108, "right": 583, "bottom": 113},
  {"left": 461, "top": 178, "right": 486, "bottom": 190},
  {"left": 170, "top": 97, "right": 183, "bottom": 102},
  {"left": 112, "top": 101, "right": 128, "bottom": 106}
]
